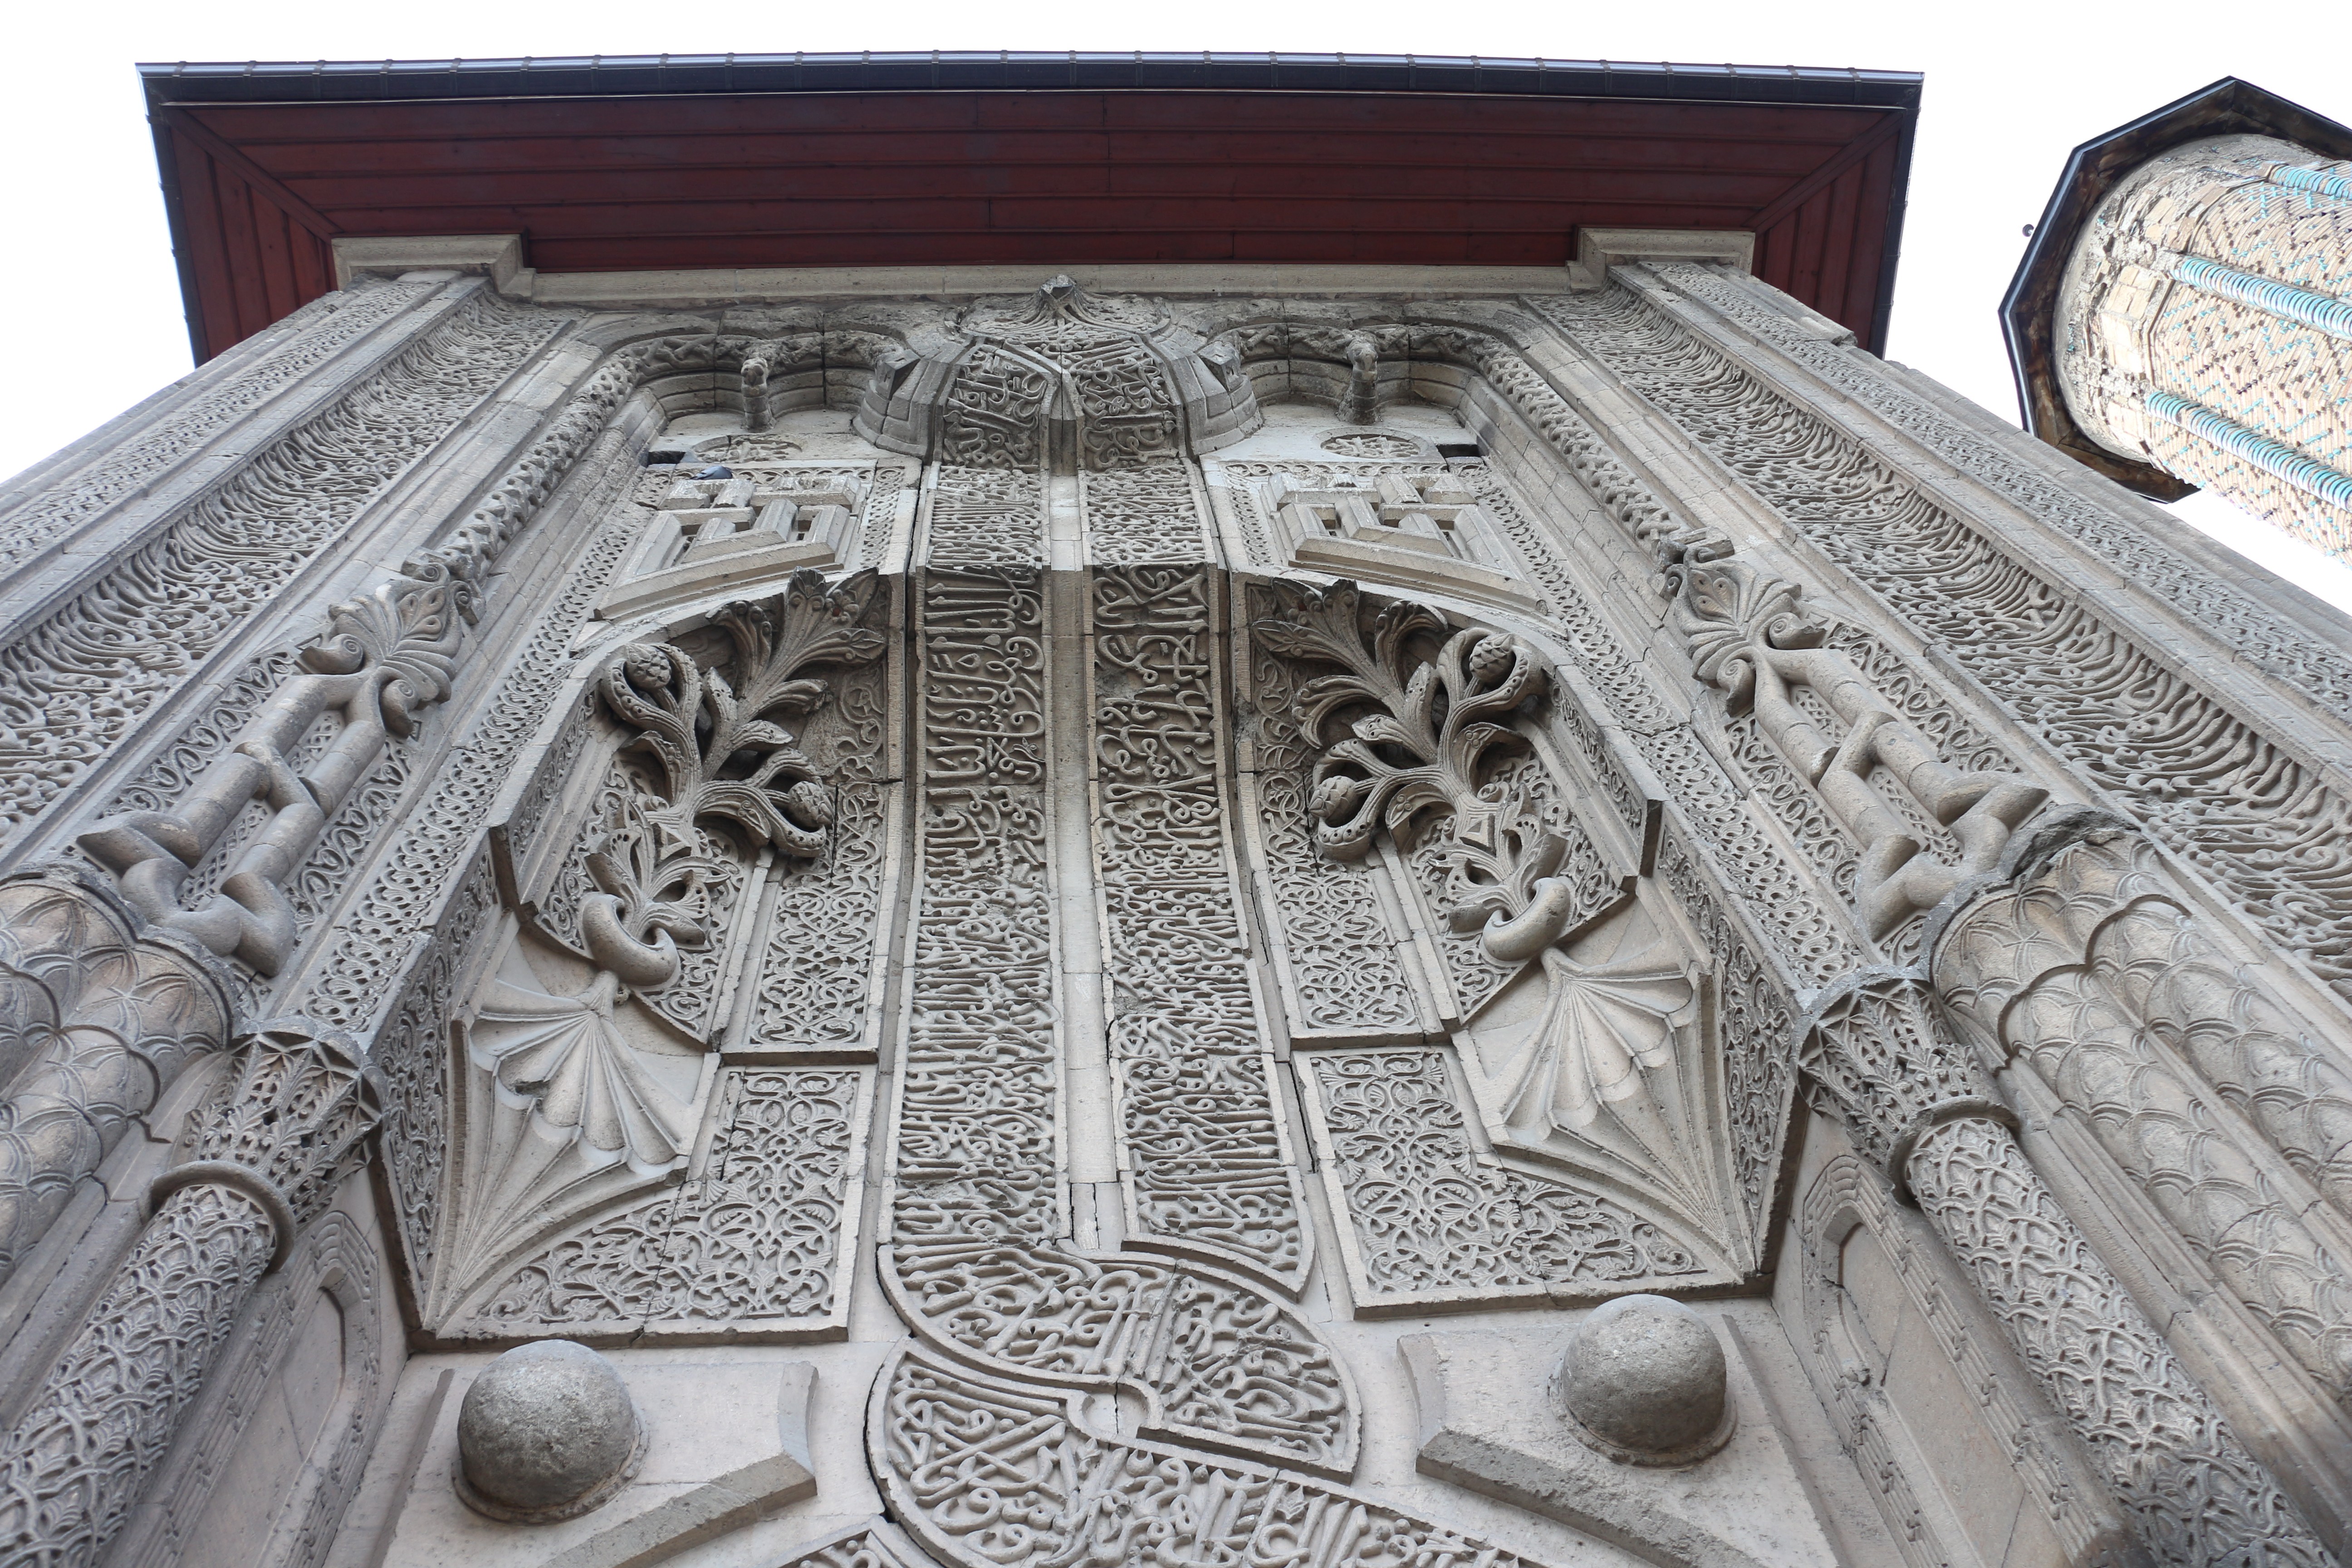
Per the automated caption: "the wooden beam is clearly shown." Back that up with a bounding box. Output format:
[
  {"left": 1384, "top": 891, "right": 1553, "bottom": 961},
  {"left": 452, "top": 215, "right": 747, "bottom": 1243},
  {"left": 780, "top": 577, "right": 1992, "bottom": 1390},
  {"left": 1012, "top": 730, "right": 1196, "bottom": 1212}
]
[
  {"left": 1745, "top": 114, "right": 1902, "bottom": 239},
  {"left": 152, "top": 106, "right": 341, "bottom": 241}
]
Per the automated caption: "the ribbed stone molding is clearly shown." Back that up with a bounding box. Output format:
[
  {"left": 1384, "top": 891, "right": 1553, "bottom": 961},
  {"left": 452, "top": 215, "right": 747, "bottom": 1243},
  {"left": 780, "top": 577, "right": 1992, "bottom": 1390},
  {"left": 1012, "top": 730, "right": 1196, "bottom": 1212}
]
[
  {"left": 1929, "top": 815, "right": 2352, "bottom": 1545},
  {"left": 0, "top": 1018, "right": 380, "bottom": 1568}
]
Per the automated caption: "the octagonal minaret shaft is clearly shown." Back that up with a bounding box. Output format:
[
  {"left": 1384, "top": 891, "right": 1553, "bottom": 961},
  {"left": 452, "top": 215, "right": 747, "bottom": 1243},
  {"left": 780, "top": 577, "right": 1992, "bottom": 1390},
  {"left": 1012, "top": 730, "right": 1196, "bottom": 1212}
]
[{"left": 2043, "top": 113, "right": 2352, "bottom": 556}]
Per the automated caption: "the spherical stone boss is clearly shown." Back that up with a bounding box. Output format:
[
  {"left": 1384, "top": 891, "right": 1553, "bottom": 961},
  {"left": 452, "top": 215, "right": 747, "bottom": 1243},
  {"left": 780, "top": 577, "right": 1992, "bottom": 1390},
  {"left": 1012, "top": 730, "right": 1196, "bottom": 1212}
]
[
  {"left": 1555, "top": 1294, "right": 1735, "bottom": 1465},
  {"left": 454, "top": 1339, "right": 646, "bottom": 1523}
]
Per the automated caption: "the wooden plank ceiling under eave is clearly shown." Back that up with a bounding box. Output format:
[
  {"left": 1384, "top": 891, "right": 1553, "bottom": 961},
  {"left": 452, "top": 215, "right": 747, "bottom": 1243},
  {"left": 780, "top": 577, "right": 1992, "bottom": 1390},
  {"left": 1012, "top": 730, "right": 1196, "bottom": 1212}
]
[{"left": 143, "top": 60, "right": 1919, "bottom": 360}]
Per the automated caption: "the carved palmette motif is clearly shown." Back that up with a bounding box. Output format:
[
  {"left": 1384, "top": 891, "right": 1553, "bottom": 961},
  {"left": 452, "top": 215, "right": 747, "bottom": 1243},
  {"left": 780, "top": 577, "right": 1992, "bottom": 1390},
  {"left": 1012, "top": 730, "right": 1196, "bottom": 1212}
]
[
  {"left": 1257, "top": 579, "right": 1756, "bottom": 1290},
  {"left": 1652, "top": 257, "right": 2352, "bottom": 723},
  {"left": 17, "top": 263, "right": 2352, "bottom": 1568},
  {"left": 420, "top": 570, "right": 890, "bottom": 1328},
  {"left": 462, "top": 1067, "right": 865, "bottom": 1337}
]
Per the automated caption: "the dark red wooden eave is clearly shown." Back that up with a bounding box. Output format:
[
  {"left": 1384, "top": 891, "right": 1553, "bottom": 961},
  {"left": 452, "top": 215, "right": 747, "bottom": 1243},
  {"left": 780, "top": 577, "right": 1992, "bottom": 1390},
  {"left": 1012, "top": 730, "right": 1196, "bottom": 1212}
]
[{"left": 141, "top": 55, "right": 1920, "bottom": 361}]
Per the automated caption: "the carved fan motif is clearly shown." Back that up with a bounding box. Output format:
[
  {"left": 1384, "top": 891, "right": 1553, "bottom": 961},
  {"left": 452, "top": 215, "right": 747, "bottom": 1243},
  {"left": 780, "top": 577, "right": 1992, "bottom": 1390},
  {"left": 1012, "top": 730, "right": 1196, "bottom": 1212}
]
[{"left": 468, "top": 967, "right": 695, "bottom": 1177}]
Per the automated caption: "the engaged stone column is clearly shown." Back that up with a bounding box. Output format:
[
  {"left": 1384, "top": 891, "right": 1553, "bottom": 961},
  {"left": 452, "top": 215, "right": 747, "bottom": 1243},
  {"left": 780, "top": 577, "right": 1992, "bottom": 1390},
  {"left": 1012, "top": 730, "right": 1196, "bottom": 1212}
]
[
  {"left": 0, "top": 1018, "right": 380, "bottom": 1568},
  {"left": 1800, "top": 975, "right": 2332, "bottom": 1568},
  {"left": 0, "top": 875, "right": 232, "bottom": 1289}
]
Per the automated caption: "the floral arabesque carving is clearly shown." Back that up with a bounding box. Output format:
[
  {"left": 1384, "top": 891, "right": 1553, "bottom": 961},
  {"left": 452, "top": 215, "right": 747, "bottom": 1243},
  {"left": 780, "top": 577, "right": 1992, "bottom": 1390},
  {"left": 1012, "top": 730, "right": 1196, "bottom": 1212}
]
[
  {"left": 457, "top": 1066, "right": 863, "bottom": 1338},
  {"left": 1303, "top": 1049, "right": 1705, "bottom": 1308},
  {"left": 0, "top": 279, "right": 431, "bottom": 581},
  {"left": 1256, "top": 580, "right": 1751, "bottom": 1281},
  {"left": 1650, "top": 258, "right": 2352, "bottom": 727},
  {"left": 1256, "top": 581, "right": 1633, "bottom": 1009},
  {"left": 1662, "top": 550, "right": 2049, "bottom": 941},
  {"left": 1542, "top": 280, "right": 2352, "bottom": 1005},
  {"left": 586, "top": 567, "right": 886, "bottom": 989},
  {"left": 429, "top": 568, "right": 890, "bottom": 1315},
  {"left": 76, "top": 562, "right": 475, "bottom": 976},
  {"left": 0, "top": 293, "right": 558, "bottom": 848},
  {"left": 1254, "top": 581, "right": 1542, "bottom": 866}
]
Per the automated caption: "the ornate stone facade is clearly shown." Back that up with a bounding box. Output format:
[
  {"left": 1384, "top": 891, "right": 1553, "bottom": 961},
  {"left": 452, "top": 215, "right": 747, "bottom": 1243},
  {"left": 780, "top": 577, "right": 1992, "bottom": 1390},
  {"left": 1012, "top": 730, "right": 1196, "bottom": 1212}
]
[{"left": 0, "top": 254, "right": 2348, "bottom": 1568}]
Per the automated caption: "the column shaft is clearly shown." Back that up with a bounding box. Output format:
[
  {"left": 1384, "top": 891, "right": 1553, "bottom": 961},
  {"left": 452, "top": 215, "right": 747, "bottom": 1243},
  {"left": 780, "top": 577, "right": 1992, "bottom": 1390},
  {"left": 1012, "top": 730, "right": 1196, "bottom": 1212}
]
[{"left": 0, "top": 1183, "right": 275, "bottom": 1568}]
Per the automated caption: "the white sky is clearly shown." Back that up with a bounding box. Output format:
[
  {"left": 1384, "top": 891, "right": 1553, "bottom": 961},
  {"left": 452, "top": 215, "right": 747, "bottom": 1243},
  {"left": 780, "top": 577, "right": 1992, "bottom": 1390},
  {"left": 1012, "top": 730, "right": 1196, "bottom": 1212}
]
[{"left": 6, "top": 0, "right": 2350, "bottom": 612}]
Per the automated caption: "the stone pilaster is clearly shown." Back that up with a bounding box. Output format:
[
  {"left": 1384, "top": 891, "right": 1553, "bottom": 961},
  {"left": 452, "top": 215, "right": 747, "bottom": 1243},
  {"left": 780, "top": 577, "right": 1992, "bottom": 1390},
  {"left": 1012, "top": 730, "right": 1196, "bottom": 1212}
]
[{"left": 0, "top": 874, "right": 232, "bottom": 1288}]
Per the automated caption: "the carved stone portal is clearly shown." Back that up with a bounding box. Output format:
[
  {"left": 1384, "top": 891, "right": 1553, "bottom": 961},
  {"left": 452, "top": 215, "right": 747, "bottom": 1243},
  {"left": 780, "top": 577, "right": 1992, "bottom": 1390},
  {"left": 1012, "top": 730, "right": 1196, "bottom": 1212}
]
[{"left": 0, "top": 267, "right": 2347, "bottom": 1568}]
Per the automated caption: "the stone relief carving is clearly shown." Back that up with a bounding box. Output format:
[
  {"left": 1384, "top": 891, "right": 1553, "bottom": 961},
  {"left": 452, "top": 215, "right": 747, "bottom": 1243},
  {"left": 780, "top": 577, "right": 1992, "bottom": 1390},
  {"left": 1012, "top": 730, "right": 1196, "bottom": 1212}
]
[
  {"left": 1081, "top": 458, "right": 1212, "bottom": 564},
  {"left": 105, "top": 1209, "right": 388, "bottom": 1568},
  {"left": 1936, "top": 828, "right": 2352, "bottom": 1414},
  {"left": 1302, "top": 1049, "right": 1705, "bottom": 1310},
  {"left": 294, "top": 483, "right": 638, "bottom": 1036},
  {"left": 1257, "top": 580, "right": 1754, "bottom": 1291},
  {"left": 0, "top": 874, "right": 235, "bottom": 1290},
  {"left": 0, "top": 1018, "right": 381, "bottom": 1568},
  {"left": 0, "top": 294, "right": 559, "bottom": 848},
  {"left": 425, "top": 571, "right": 887, "bottom": 1326},
  {"left": 1543, "top": 281, "right": 2352, "bottom": 1006},
  {"left": 1257, "top": 468, "right": 1537, "bottom": 610},
  {"left": 77, "top": 560, "right": 473, "bottom": 975},
  {"left": 0, "top": 278, "right": 432, "bottom": 579},
  {"left": 1260, "top": 435, "right": 1855, "bottom": 994},
  {"left": 1089, "top": 566, "right": 1311, "bottom": 1286},
  {"left": 876, "top": 1346, "right": 1514, "bottom": 1568},
  {"left": 367, "top": 841, "right": 500, "bottom": 1311},
  {"left": 458, "top": 1067, "right": 866, "bottom": 1340},
  {"left": 1800, "top": 975, "right": 2331, "bottom": 1568},
  {"left": 1647, "top": 259, "right": 2352, "bottom": 725},
  {"left": 12, "top": 266, "right": 2352, "bottom": 1568},
  {"left": 1794, "top": 1152, "right": 2132, "bottom": 1568},
  {"left": 885, "top": 559, "right": 1357, "bottom": 1477},
  {"left": 767, "top": 1519, "right": 939, "bottom": 1568},
  {"left": 1659, "top": 549, "right": 2049, "bottom": 940},
  {"left": 862, "top": 276, "right": 1258, "bottom": 473},
  {"left": 1236, "top": 586, "right": 1425, "bottom": 1044}
]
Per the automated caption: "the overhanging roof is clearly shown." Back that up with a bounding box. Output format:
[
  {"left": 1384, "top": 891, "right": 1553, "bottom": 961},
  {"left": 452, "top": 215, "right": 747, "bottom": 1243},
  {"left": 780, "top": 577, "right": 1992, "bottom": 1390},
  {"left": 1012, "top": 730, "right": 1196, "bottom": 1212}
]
[
  {"left": 2001, "top": 76, "right": 2352, "bottom": 499},
  {"left": 140, "top": 52, "right": 1921, "bottom": 362}
]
